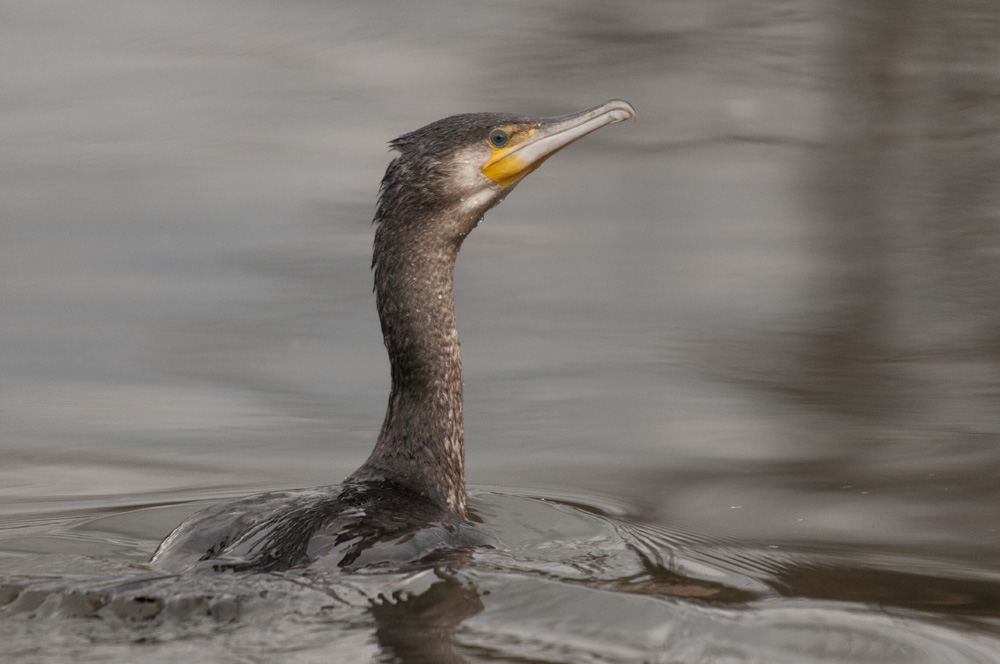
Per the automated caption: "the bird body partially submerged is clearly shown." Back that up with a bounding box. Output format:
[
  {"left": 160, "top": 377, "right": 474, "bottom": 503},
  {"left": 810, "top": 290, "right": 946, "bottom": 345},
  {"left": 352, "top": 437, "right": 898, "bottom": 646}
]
[
  {"left": 151, "top": 100, "right": 635, "bottom": 573},
  {"left": 150, "top": 480, "right": 486, "bottom": 573}
]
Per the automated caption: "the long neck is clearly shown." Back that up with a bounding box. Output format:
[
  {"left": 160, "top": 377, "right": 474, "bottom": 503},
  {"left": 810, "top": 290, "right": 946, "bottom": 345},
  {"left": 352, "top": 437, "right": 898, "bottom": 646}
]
[{"left": 352, "top": 217, "right": 467, "bottom": 515}]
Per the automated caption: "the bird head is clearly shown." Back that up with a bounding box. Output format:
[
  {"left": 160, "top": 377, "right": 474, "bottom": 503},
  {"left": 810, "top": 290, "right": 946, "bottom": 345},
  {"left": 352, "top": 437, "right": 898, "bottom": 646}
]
[{"left": 376, "top": 100, "right": 635, "bottom": 241}]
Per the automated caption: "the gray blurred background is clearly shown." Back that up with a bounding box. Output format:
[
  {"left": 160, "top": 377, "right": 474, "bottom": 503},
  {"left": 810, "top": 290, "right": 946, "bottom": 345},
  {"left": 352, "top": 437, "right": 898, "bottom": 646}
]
[{"left": 2, "top": 0, "right": 998, "bottom": 561}]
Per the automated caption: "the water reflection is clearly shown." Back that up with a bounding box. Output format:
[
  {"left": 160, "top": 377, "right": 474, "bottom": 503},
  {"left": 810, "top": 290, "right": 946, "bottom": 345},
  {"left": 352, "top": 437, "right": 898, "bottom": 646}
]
[
  {"left": 370, "top": 573, "right": 483, "bottom": 664},
  {"left": 783, "top": 0, "right": 1000, "bottom": 425}
]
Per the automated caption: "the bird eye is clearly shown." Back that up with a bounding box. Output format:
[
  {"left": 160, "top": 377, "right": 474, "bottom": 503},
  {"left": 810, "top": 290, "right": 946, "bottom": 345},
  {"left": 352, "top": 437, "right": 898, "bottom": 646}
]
[{"left": 489, "top": 129, "right": 509, "bottom": 148}]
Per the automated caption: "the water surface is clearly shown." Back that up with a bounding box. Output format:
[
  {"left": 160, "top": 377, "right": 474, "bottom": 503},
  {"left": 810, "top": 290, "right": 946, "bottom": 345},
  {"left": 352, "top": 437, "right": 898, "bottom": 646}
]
[{"left": 2, "top": 1, "right": 999, "bottom": 662}]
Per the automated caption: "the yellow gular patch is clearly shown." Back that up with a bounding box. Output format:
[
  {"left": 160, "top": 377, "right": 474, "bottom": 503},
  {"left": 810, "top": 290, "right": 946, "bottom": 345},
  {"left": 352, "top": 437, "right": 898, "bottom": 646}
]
[{"left": 481, "top": 124, "right": 542, "bottom": 187}]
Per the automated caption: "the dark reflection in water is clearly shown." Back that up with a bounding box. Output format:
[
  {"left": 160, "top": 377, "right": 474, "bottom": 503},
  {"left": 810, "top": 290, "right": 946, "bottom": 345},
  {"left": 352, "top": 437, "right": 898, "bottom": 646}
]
[
  {"left": 796, "top": 0, "right": 1000, "bottom": 423},
  {"left": 370, "top": 573, "right": 484, "bottom": 664}
]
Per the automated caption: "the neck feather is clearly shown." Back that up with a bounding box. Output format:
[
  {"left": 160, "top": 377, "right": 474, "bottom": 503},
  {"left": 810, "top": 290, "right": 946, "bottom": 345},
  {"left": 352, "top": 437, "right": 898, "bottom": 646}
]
[{"left": 351, "top": 213, "right": 468, "bottom": 515}]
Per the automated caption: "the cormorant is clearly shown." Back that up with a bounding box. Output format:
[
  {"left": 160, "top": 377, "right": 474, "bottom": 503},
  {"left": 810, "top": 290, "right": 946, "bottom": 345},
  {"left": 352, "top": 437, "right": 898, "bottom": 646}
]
[{"left": 151, "top": 100, "right": 636, "bottom": 573}]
